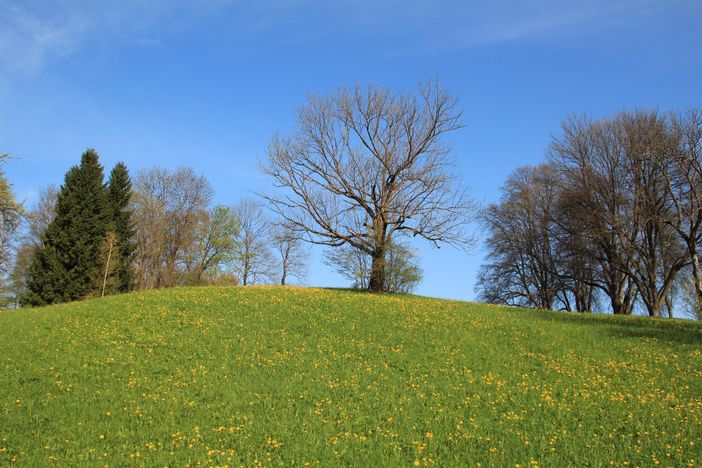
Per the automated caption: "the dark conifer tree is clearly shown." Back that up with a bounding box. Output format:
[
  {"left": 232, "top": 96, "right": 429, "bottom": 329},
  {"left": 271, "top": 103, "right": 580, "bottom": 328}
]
[
  {"left": 23, "top": 149, "right": 110, "bottom": 306},
  {"left": 107, "top": 162, "right": 135, "bottom": 293}
]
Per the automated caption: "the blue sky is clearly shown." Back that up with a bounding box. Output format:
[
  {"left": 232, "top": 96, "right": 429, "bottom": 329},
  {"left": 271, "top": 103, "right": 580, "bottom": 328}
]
[{"left": 1, "top": 0, "right": 701, "bottom": 302}]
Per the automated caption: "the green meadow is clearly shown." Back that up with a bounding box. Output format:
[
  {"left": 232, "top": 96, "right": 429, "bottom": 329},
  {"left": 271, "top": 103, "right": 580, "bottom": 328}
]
[{"left": 1, "top": 287, "right": 701, "bottom": 466}]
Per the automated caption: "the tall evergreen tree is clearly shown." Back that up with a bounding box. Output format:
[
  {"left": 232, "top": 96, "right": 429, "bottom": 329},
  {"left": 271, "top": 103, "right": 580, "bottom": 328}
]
[
  {"left": 107, "top": 162, "right": 135, "bottom": 293},
  {"left": 22, "top": 149, "right": 110, "bottom": 306}
]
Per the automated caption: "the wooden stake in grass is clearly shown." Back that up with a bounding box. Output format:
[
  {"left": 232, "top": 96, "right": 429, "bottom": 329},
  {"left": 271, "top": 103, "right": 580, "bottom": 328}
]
[{"left": 101, "top": 232, "right": 116, "bottom": 298}]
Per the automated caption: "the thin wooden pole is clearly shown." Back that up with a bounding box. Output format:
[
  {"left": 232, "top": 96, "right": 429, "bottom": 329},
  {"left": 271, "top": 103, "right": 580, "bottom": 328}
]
[{"left": 101, "top": 235, "right": 114, "bottom": 298}]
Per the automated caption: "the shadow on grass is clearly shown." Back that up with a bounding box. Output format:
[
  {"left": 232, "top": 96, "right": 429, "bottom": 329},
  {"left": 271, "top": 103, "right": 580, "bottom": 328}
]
[
  {"left": 320, "top": 287, "right": 369, "bottom": 294},
  {"left": 320, "top": 287, "right": 414, "bottom": 298},
  {"left": 526, "top": 309, "right": 702, "bottom": 346}
]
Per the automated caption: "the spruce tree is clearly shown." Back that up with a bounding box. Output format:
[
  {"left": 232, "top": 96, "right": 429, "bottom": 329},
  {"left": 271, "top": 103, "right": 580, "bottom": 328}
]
[
  {"left": 107, "top": 162, "right": 135, "bottom": 293},
  {"left": 22, "top": 149, "right": 110, "bottom": 306}
]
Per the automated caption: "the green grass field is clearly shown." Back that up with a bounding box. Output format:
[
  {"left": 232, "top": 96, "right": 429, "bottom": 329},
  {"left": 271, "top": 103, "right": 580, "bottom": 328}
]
[{"left": 1, "top": 287, "right": 701, "bottom": 466}]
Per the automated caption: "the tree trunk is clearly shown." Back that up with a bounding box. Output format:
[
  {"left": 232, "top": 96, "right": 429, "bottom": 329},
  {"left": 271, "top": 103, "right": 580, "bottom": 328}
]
[
  {"left": 691, "top": 252, "right": 702, "bottom": 311},
  {"left": 574, "top": 282, "right": 592, "bottom": 313},
  {"left": 665, "top": 294, "right": 674, "bottom": 319},
  {"left": 611, "top": 289, "right": 626, "bottom": 315},
  {"left": 610, "top": 280, "right": 635, "bottom": 314},
  {"left": 280, "top": 243, "right": 289, "bottom": 286},
  {"left": 195, "top": 265, "right": 204, "bottom": 285},
  {"left": 368, "top": 246, "right": 387, "bottom": 292},
  {"left": 643, "top": 300, "right": 661, "bottom": 318}
]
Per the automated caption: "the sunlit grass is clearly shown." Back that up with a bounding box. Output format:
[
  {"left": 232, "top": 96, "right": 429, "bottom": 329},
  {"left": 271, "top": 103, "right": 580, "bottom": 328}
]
[{"left": 1, "top": 286, "right": 701, "bottom": 465}]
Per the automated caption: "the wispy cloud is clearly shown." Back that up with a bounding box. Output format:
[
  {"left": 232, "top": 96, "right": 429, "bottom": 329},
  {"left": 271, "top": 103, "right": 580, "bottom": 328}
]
[
  {"left": 0, "top": 0, "right": 216, "bottom": 73},
  {"left": 0, "top": 0, "right": 683, "bottom": 74},
  {"left": 307, "top": 0, "right": 675, "bottom": 55},
  {"left": 0, "top": 3, "right": 88, "bottom": 72},
  {"left": 219, "top": 0, "right": 680, "bottom": 55}
]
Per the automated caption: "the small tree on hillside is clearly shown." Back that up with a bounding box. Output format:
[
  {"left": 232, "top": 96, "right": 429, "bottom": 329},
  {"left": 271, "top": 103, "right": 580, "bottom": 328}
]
[
  {"left": 183, "top": 205, "right": 239, "bottom": 285},
  {"left": 262, "top": 80, "right": 477, "bottom": 292},
  {"left": 271, "top": 223, "right": 309, "bottom": 286},
  {"left": 324, "top": 245, "right": 370, "bottom": 289},
  {"left": 383, "top": 242, "right": 422, "bottom": 294},
  {"left": 324, "top": 239, "right": 422, "bottom": 293},
  {"left": 231, "top": 199, "right": 275, "bottom": 286},
  {"left": 7, "top": 243, "right": 33, "bottom": 308}
]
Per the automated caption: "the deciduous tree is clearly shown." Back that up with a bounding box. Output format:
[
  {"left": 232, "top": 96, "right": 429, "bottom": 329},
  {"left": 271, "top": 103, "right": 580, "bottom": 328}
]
[
  {"left": 26, "top": 185, "right": 58, "bottom": 247},
  {"left": 324, "top": 239, "right": 422, "bottom": 293},
  {"left": 476, "top": 164, "right": 567, "bottom": 310},
  {"left": 183, "top": 205, "right": 239, "bottom": 285},
  {"left": 549, "top": 115, "right": 639, "bottom": 314},
  {"left": 231, "top": 199, "right": 275, "bottom": 286},
  {"left": 131, "top": 167, "right": 213, "bottom": 289},
  {"left": 659, "top": 110, "right": 702, "bottom": 314},
  {"left": 271, "top": 223, "right": 308, "bottom": 286},
  {"left": 262, "top": 81, "right": 477, "bottom": 292},
  {"left": 0, "top": 155, "right": 22, "bottom": 277}
]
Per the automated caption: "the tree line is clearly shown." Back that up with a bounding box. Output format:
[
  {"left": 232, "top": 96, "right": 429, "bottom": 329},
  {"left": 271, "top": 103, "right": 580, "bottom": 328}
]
[
  {"left": 477, "top": 109, "right": 702, "bottom": 319},
  {"left": 1, "top": 82, "right": 473, "bottom": 306},
  {"left": 6, "top": 82, "right": 698, "bottom": 317},
  {"left": 5, "top": 80, "right": 470, "bottom": 308},
  {"left": 0, "top": 147, "right": 430, "bottom": 308},
  {"left": 0, "top": 151, "right": 316, "bottom": 307}
]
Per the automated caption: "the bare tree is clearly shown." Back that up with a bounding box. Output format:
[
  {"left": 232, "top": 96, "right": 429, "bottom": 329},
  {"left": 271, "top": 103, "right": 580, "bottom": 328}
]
[
  {"left": 231, "top": 199, "right": 275, "bottom": 286},
  {"left": 261, "top": 80, "right": 477, "bottom": 292},
  {"left": 622, "top": 111, "right": 688, "bottom": 317},
  {"left": 553, "top": 186, "right": 600, "bottom": 312},
  {"left": 271, "top": 223, "right": 308, "bottom": 286},
  {"left": 476, "top": 164, "right": 568, "bottom": 310},
  {"left": 549, "top": 115, "right": 639, "bottom": 314},
  {"left": 545, "top": 110, "right": 697, "bottom": 316},
  {"left": 659, "top": 110, "right": 702, "bottom": 313},
  {"left": 131, "top": 167, "right": 213, "bottom": 289},
  {"left": 681, "top": 269, "right": 702, "bottom": 320},
  {"left": 26, "top": 184, "right": 58, "bottom": 247}
]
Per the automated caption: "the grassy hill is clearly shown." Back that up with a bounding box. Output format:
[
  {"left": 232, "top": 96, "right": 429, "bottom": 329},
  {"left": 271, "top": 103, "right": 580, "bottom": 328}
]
[{"left": 1, "top": 287, "right": 701, "bottom": 466}]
